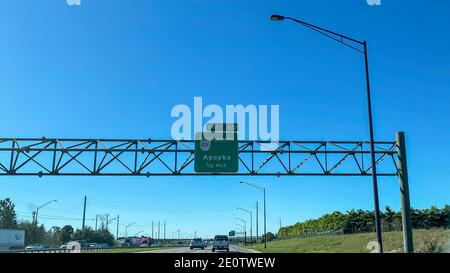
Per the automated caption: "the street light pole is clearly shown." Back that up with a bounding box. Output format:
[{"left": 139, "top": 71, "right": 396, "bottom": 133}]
[
  {"left": 125, "top": 223, "right": 135, "bottom": 237},
  {"left": 237, "top": 207, "right": 252, "bottom": 245},
  {"left": 362, "top": 41, "right": 383, "bottom": 252},
  {"left": 235, "top": 218, "right": 247, "bottom": 246},
  {"left": 236, "top": 224, "right": 245, "bottom": 245},
  {"left": 269, "top": 14, "right": 383, "bottom": 253},
  {"left": 35, "top": 200, "right": 57, "bottom": 224},
  {"left": 240, "top": 181, "right": 267, "bottom": 248}
]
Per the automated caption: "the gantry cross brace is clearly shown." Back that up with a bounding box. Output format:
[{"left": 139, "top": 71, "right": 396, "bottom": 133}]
[{"left": 0, "top": 137, "right": 399, "bottom": 177}]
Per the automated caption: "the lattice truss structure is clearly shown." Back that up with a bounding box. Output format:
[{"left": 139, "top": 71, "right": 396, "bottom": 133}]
[{"left": 0, "top": 138, "right": 399, "bottom": 176}]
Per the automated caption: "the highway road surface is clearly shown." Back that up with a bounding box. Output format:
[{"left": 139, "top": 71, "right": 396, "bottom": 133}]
[{"left": 138, "top": 245, "right": 259, "bottom": 254}]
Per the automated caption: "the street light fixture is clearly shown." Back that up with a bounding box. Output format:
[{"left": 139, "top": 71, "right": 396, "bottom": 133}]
[
  {"left": 35, "top": 200, "right": 57, "bottom": 224},
  {"left": 237, "top": 207, "right": 253, "bottom": 245},
  {"left": 269, "top": 14, "right": 285, "bottom": 21},
  {"left": 240, "top": 181, "right": 267, "bottom": 248},
  {"left": 125, "top": 223, "right": 135, "bottom": 237},
  {"left": 269, "top": 14, "right": 383, "bottom": 253}
]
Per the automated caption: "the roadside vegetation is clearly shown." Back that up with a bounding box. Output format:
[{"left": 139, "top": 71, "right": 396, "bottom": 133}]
[
  {"left": 246, "top": 205, "right": 449, "bottom": 253},
  {"left": 1, "top": 198, "right": 117, "bottom": 247},
  {"left": 278, "top": 205, "right": 450, "bottom": 239},
  {"left": 249, "top": 229, "right": 449, "bottom": 253}
]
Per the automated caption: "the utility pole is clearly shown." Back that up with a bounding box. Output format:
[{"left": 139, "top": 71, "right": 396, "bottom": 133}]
[
  {"left": 116, "top": 215, "right": 120, "bottom": 242},
  {"left": 263, "top": 188, "right": 266, "bottom": 248},
  {"left": 178, "top": 229, "right": 180, "bottom": 239},
  {"left": 158, "top": 221, "right": 161, "bottom": 240},
  {"left": 95, "top": 215, "right": 98, "bottom": 230},
  {"left": 152, "top": 221, "right": 154, "bottom": 238},
  {"left": 164, "top": 221, "right": 166, "bottom": 241},
  {"left": 106, "top": 214, "right": 109, "bottom": 231},
  {"left": 82, "top": 196, "right": 87, "bottom": 230},
  {"left": 256, "top": 201, "right": 259, "bottom": 243}
]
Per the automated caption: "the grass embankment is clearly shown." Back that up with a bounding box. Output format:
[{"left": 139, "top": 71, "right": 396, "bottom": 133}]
[{"left": 247, "top": 229, "right": 450, "bottom": 253}]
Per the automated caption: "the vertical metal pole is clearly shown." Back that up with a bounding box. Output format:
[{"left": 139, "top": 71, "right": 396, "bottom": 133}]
[
  {"left": 363, "top": 41, "right": 383, "bottom": 253},
  {"left": 95, "top": 215, "right": 98, "bottom": 230},
  {"left": 244, "top": 221, "right": 247, "bottom": 246},
  {"left": 263, "top": 188, "right": 267, "bottom": 249},
  {"left": 250, "top": 211, "right": 253, "bottom": 245},
  {"left": 152, "top": 221, "right": 154, "bottom": 239},
  {"left": 164, "top": 221, "right": 166, "bottom": 241},
  {"left": 106, "top": 214, "right": 109, "bottom": 231},
  {"left": 35, "top": 208, "right": 39, "bottom": 225},
  {"left": 82, "top": 196, "right": 87, "bottom": 230},
  {"left": 116, "top": 215, "right": 120, "bottom": 242},
  {"left": 158, "top": 220, "right": 161, "bottom": 240},
  {"left": 396, "top": 132, "right": 414, "bottom": 253},
  {"left": 256, "top": 201, "right": 259, "bottom": 244}
]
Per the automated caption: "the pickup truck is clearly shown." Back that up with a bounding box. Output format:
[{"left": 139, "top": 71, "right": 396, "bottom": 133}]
[{"left": 212, "top": 235, "right": 229, "bottom": 252}]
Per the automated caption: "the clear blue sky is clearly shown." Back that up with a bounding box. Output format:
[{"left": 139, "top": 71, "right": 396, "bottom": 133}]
[{"left": 1, "top": 0, "right": 449, "bottom": 239}]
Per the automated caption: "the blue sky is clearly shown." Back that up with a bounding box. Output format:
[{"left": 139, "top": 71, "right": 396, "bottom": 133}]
[{"left": 0, "top": 0, "right": 449, "bottom": 239}]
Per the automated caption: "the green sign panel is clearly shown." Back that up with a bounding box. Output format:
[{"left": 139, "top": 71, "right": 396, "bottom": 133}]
[
  {"left": 194, "top": 126, "right": 239, "bottom": 173},
  {"left": 229, "top": 230, "right": 236, "bottom": 237}
]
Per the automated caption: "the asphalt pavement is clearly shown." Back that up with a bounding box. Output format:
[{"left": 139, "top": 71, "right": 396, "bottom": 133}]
[{"left": 138, "top": 245, "right": 259, "bottom": 253}]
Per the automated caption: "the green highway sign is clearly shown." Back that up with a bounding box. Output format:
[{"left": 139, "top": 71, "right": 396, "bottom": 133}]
[
  {"left": 229, "top": 230, "right": 236, "bottom": 237},
  {"left": 194, "top": 128, "right": 239, "bottom": 173}
]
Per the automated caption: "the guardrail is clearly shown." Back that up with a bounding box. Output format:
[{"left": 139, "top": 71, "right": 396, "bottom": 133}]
[{"left": 0, "top": 245, "right": 168, "bottom": 254}]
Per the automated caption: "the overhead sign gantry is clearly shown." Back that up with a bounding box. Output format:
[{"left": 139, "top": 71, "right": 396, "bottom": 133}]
[{"left": 0, "top": 132, "right": 413, "bottom": 253}]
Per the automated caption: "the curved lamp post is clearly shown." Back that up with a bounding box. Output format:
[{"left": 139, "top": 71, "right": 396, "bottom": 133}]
[
  {"left": 269, "top": 14, "right": 383, "bottom": 253},
  {"left": 35, "top": 200, "right": 57, "bottom": 224},
  {"left": 240, "top": 181, "right": 266, "bottom": 248},
  {"left": 237, "top": 207, "right": 253, "bottom": 245}
]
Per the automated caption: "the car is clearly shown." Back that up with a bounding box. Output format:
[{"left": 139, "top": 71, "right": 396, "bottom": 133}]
[
  {"left": 60, "top": 244, "right": 69, "bottom": 249},
  {"left": 75, "top": 240, "right": 89, "bottom": 249},
  {"left": 203, "top": 240, "right": 208, "bottom": 248},
  {"left": 25, "top": 244, "right": 49, "bottom": 250},
  {"left": 190, "top": 238, "right": 204, "bottom": 250},
  {"left": 212, "top": 235, "right": 229, "bottom": 252},
  {"left": 89, "top": 243, "right": 100, "bottom": 248}
]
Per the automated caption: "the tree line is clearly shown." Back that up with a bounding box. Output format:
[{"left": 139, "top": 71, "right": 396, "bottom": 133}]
[
  {"left": 278, "top": 205, "right": 450, "bottom": 239},
  {"left": 0, "top": 198, "right": 115, "bottom": 247}
]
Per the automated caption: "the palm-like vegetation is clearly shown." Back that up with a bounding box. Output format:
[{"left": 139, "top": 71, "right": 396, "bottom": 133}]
[{"left": 278, "top": 205, "right": 450, "bottom": 239}]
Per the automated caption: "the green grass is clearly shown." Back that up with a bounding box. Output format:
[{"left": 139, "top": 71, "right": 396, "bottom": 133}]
[{"left": 246, "top": 229, "right": 450, "bottom": 253}]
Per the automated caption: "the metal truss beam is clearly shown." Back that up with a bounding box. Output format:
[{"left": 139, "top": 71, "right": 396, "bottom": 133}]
[{"left": 0, "top": 138, "right": 399, "bottom": 177}]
